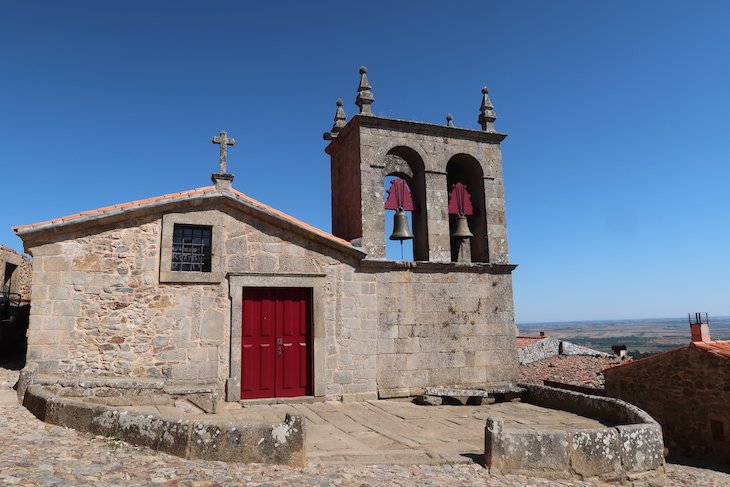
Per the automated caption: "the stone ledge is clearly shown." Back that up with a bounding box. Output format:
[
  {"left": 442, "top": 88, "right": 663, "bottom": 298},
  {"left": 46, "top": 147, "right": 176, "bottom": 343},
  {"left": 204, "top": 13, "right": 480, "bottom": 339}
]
[
  {"left": 327, "top": 114, "right": 508, "bottom": 148},
  {"left": 240, "top": 395, "right": 326, "bottom": 407},
  {"left": 36, "top": 375, "right": 165, "bottom": 390},
  {"left": 485, "top": 384, "right": 666, "bottom": 486},
  {"left": 22, "top": 385, "right": 306, "bottom": 466},
  {"left": 358, "top": 259, "right": 517, "bottom": 274},
  {"left": 425, "top": 386, "right": 525, "bottom": 398}
]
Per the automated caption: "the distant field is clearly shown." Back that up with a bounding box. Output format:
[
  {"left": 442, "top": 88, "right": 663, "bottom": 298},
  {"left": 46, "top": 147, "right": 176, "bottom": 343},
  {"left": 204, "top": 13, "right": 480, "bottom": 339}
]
[{"left": 517, "top": 316, "right": 730, "bottom": 354}]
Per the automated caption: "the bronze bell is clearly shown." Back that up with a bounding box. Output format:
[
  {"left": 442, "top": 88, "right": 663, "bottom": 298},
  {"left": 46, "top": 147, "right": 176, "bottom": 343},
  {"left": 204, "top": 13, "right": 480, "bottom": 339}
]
[
  {"left": 451, "top": 214, "right": 474, "bottom": 240},
  {"left": 389, "top": 208, "right": 414, "bottom": 241}
]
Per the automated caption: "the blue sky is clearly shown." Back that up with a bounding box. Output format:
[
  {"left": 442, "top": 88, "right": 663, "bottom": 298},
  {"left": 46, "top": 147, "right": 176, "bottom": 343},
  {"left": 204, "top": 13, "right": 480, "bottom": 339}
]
[{"left": 2, "top": 2, "right": 728, "bottom": 322}]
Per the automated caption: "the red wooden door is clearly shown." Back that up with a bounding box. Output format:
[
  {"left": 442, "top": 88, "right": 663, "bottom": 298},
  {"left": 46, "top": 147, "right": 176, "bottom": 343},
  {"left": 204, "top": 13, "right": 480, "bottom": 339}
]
[{"left": 241, "top": 288, "right": 311, "bottom": 399}]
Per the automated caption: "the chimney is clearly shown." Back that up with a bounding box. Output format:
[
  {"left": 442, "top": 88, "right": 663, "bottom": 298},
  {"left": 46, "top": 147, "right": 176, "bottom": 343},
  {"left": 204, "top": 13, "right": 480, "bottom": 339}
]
[
  {"left": 612, "top": 344, "right": 627, "bottom": 358},
  {"left": 689, "top": 312, "right": 711, "bottom": 343}
]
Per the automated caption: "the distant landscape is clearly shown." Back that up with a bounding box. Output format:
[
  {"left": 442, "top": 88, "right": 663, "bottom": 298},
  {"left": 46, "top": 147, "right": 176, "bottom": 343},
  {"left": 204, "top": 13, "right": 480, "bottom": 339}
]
[{"left": 517, "top": 316, "right": 730, "bottom": 355}]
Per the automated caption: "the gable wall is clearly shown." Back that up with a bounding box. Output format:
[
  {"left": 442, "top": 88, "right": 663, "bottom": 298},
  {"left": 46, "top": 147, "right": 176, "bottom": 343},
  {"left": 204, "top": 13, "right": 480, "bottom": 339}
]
[
  {"left": 604, "top": 347, "right": 730, "bottom": 461},
  {"left": 25, "top": 206, "right": 379, "bottom": 401}
]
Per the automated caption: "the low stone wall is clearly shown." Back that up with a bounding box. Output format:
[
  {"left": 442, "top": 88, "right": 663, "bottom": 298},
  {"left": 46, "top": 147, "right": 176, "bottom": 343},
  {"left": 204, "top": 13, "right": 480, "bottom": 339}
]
[
  {"left": 18, "top": 365, "right": 219, "bottom": 413},
  {"left": 485, "top": 384, "right": 665, "bottom": 486},
  {"left": 23, "top": 385, "right": 305, "bottom": 466}
]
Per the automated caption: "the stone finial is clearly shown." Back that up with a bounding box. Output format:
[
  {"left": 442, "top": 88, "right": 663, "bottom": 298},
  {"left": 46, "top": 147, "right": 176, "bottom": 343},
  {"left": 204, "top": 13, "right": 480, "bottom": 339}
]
[
  {"left": 355, "top": 66, "right": 375, "bottom": 115},
  {"left": 478, "top": 87, "right": 497, "bottom": 132},
  {"left": 211, "top": 130, "right": 235, "bottom": 189},
  {"left": 446, "top": 113, "right": 454, "bottom": 127},
  {"left": 324, "top": 99, "right": 347, "bottom": 140}
]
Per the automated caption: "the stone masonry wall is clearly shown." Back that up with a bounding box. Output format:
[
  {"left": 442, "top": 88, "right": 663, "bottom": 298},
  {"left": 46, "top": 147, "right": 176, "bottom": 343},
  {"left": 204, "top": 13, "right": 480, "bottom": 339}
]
[
  {"left": 517, "top": 337, "right": 611, "bottom": 365},
  {"left": 24, "top": 203, "right": 379, "bottom": 401},
  {"left": 24, "top": 199, "right": 516, "bottom": 402},
  {"left": 222, "top": 206, "right": 378, "bottom": 401},
  {"left": 370, "top": 263, "right": 518, "bottom": 398},
  {"left": 604, "top": 346, "right": 730, "bottom": 462},
  {"left": 26, "top": 216, "right": 229, "bottom": 383}
]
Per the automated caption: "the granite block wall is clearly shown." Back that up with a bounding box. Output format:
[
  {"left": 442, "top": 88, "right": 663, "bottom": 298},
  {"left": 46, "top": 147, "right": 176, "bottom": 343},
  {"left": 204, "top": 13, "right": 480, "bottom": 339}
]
[
  {"left": 368, "top": 263, "right": 518, "bottom": 398},
  {"left": 23, "top": 200, "right": 518, "bottom": 402},
  {"left": 604, "top": 345, "right": 730, "bottom": 462}
]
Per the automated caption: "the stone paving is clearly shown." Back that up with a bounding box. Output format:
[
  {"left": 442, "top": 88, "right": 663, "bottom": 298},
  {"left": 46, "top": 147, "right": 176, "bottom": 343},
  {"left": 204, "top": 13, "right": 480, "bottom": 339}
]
[{"left": 2, "top": 368, "right": 729, "bottom": 486}]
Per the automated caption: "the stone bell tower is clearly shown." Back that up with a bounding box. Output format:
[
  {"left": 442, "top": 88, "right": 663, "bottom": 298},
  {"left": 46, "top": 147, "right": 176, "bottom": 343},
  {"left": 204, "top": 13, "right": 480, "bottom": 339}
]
[{"left": 324, "top": 67, "right": 510, "bottom": 265}]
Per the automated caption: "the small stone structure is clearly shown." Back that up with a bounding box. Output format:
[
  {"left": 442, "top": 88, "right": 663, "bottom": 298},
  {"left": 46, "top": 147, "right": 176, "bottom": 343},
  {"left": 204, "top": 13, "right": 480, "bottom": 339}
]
[
  {"left": 604, "top": 322, "right": 730, "bottom": 463},
  {"left": 0, "top": 245, "right": 32, "bottom": 300},
  {"left": 485, "top": 384, "right": 666, "bottom": 485},
  {"left": 517, "top": 335, "right": 612, "bottom": 365},
  {"left": 22, "top": 384, "right": 305, "bottom": 466},
  {"left": 0, "top": 245, "right": 32, "bottom": 363},
  {"left": 13, "top": 67, "right": 518, "bottom": 406}
]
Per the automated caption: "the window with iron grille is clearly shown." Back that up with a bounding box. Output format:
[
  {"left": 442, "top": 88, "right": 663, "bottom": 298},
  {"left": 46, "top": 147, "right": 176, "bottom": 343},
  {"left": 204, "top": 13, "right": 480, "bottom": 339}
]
[{"left": 171, "top": 225, "right": 212, "bottom": 272}]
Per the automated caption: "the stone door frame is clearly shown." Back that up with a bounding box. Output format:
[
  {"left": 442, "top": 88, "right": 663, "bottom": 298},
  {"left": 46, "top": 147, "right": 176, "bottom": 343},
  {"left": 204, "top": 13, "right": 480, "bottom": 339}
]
[{"left": 226, "top": 272, "right": 326, "bottom": 401}]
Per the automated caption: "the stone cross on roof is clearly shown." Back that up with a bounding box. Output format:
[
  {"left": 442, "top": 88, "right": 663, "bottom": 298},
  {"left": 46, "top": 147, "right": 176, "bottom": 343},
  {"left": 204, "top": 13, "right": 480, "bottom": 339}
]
[{"left": 212, "top": 130, "right": 236, "bottom": 174}]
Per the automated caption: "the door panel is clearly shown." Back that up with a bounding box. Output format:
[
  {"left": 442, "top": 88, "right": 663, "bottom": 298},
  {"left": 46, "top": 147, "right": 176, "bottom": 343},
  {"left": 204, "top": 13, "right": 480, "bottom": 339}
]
[
  {"left": 275, "top": 289, "right": 309, "bottom": 397},
  {"left": 242, "top": 288, "right": 311, "bottom": 399}
]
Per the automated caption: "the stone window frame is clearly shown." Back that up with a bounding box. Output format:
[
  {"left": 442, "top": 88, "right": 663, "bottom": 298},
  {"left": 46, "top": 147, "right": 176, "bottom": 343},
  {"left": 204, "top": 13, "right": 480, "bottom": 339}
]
[
  {"left": 226, "top": 273, "right": 326, "bottom": 402},
  {"left": 160, "top": 211, "right": 225, "bottom": 283}
]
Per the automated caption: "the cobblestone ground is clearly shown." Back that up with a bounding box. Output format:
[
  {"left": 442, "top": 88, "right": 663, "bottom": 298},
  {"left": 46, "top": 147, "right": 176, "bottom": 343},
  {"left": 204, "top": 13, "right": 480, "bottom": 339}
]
[{"left": 2, "top": 369, "right": 729, "bottom": 486}]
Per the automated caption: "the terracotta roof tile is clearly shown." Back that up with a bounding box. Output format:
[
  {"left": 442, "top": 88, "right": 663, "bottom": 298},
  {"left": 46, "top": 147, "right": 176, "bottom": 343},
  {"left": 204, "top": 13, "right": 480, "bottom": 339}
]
[
  {"left": 13, "top": 186, "right": 355, "bottom": 251},
  {"left": 692, "top": 340, "right": 730, "bottom": 359},
  {"left": 516, "top": 336, "right": 544, "bottom": 348},
  {"left": 519, "top": 354, "right": 628, "bottom": 389},
  {"left": 604, "top": 340, "right": 730, "bottom": 374}
]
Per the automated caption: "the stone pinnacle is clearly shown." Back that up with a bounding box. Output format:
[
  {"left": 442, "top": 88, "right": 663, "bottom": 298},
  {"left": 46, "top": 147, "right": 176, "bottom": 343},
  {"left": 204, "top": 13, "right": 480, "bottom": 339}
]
[
  {"left": 478, "top": 86, "right": 497, "bottom": 132},
  {"left": 355, "top": 65, "right": 375, "bottom": 116},
  {"left": 324, "top": 98, "right": 348, "bottom": 140}
]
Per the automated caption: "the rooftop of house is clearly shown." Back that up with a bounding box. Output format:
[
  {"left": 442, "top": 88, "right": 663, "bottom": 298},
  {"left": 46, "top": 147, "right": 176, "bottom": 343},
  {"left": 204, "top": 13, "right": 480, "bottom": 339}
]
[
  {"left": 604, "top": 320, "right": 730, "bottom": 375},
  {"left": 0, "top": 245, "right": 29, "bottom": 262},
  {"left": 516, "top": 336, "right": 544, "bottom": 348},
  {"left": 691, "top": 339, "right": 730, "bottom": 359},
  {"left": 519, "top": 354, "right": 628, "bottom": 389}
]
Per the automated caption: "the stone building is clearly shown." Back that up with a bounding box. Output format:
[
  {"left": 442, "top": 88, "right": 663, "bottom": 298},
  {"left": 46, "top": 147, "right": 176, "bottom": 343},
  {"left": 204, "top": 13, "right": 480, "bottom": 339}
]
[
  {"left": 604, "top": 318, "right": 730, "bottom": 462},
  {"left": 13, "top": 68, "right": 518, "bottom": 404},
  {"left": 0, "top": 244, "right": 32, "bottom": 301},
  {"left": 0, "top": 245, "right": 32, "bottom": 365}
]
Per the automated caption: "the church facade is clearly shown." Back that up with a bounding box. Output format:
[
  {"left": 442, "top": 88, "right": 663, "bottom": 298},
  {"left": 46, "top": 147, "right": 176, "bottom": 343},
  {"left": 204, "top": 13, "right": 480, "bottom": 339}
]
[{"left": 14, "top": 68, "right": 518, "bottom": 403}]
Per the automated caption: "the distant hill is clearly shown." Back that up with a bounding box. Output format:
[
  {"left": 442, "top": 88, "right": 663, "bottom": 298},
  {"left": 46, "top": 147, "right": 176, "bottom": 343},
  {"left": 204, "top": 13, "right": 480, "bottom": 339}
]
[{"left": 517, "top": 316, "right": 730, "bottom": 354}]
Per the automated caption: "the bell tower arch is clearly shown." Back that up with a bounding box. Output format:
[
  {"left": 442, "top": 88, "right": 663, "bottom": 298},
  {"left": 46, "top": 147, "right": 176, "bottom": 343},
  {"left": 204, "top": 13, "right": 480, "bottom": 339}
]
[{"left": 324, "top": 68, "right": 509, "bottom": 265}]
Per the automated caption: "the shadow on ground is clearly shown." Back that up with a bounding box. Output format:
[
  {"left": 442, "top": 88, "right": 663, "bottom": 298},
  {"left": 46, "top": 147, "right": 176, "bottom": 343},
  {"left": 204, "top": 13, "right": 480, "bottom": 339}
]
[
  {"left": 666, "top": 455, "right": 730, "bottom": 474},
  {"left": 460, "top": 452, "right": 485, "bottom": 467},
  {"left": 0, "top": 352, "right": 25, "bottom": 372}
]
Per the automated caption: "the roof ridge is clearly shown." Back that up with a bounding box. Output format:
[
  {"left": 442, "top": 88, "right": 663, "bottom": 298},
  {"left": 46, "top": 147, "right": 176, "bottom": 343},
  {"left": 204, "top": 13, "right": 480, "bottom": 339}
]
[
  {"left": 12, "top": 186, "right": 215, "bottom": 232},
  {"left": 12, "top": 185, "right": 357, "bottom": 252},
  {"left": 228, "top": 189, "right": 352, "bottom": 247}
]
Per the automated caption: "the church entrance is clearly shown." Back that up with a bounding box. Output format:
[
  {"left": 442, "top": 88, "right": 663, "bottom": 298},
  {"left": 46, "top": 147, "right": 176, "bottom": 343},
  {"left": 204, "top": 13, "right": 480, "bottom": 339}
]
[{"left": 241, "top": 287, "right": 312, "bottom": 399}]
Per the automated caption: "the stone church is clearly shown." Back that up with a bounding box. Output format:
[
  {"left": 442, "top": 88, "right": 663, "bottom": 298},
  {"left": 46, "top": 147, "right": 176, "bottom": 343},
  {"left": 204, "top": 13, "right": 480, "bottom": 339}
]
[{"left": 13, "top": 67, "right": 518, "bottom": 403}]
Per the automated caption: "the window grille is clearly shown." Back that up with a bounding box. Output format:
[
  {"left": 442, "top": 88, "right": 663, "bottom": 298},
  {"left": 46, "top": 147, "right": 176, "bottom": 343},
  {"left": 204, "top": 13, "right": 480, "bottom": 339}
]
[{"left": 171, "top": 225, "right": 212, "bottom": 272}]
